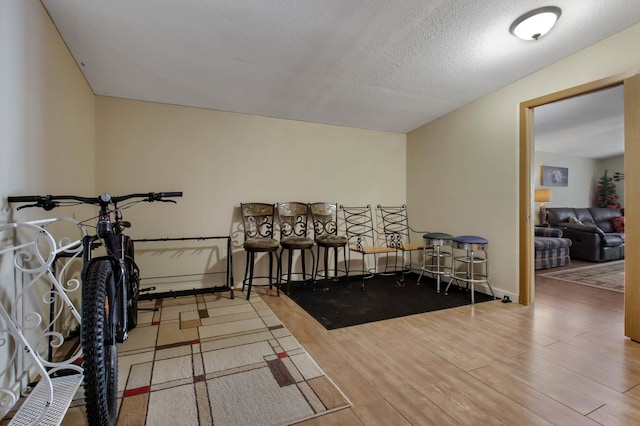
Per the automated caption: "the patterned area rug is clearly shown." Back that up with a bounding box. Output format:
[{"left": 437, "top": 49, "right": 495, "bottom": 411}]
[
  {"left": 539, "top": 260, "right": 625, "bottom": 293},
  {"left": 2, "top": 292, "right": 351, "bottom": 425}
]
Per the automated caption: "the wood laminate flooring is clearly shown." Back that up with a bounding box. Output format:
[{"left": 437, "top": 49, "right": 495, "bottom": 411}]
[{"left": 262, "top": 261, "right": 639, "bottom": 425}]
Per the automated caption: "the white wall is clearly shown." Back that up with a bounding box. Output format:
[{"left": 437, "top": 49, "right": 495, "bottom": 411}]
[
  {"left": 94, "top": 97, "right": 407, "bottom": 291},
  {"left": 534, "top": 151, "right": 598, "bottom": 211},
  {"left": 407, "top": 23, "right": 640, "bottom": 300},
  {"left": 531, "top": 152, "right": 625, "bottom": 213}
]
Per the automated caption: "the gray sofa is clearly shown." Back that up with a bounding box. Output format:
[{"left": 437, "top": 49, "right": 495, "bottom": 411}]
[{"left": 546, "top": 207, "right": 624, "bottom": 262}]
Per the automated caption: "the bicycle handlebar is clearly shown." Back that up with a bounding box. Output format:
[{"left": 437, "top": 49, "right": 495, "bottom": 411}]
[{"left": 7, "top": 192, "right": 183, "bottom": 210}]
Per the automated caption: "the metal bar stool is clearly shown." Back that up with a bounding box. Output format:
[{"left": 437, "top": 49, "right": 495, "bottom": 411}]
[
  {"left": 418, "top": 232, "right": 453, "bottom": 292},
  {"left": 445, "top": 235, "right": 496, "bottom": 303},
  {"left": 240, "top": 203, "right": 280, "bottom": 300},
  {"left": 309, "top": 202, "right": 349, "bottom": 289},
  {"left": 277, "top": 202, "right": 316, "bottom": 294}
]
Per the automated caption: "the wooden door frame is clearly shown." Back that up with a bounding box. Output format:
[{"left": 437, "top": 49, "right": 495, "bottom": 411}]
[{"left": 518, "top": 72, "right": 635, "bottom": 305}]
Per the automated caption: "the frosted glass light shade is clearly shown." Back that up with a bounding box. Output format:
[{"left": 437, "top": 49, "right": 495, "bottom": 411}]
[{"left": 510, "top": 6, "right": 561, "bottom": 41}]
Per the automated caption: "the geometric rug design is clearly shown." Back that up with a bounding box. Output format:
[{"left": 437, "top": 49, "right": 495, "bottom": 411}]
[
  {"left": 41, "top": 291, "right": 351, "bottom": 425},
  {"left": 539, "top": 260, "right": 624, "bottom": 293}
]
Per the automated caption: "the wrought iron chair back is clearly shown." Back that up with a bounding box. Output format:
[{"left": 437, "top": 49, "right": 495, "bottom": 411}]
[
  {"left": 240, "top": 203, "right": 276, "bottom": 240},
  {"left": 309, "top": 202, "right": 339, "bottom": 238},
  {"left": 340, "top": 204, "right": 378, "bottom": 250},
  {"left": 376, "top": 204, "right": 424, "bottom": 251},
  {"left": 239, "top": 203, "right": 279, "bottom": 300},
  {"left": 309, "top": 202, "right": 348, "bottom": 285},
  {"left": 277, "top": 202, "right": 315, "bottom": 293},
  {"left": 277, "top": 202, "right": 311, "bottom": 239},
  {"left": 339, "top": 205, "right": 395, "bottom": 289}
]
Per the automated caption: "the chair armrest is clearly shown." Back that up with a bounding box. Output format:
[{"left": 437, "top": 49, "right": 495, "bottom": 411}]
[
  {"left": 535, "top": 227, "right": 563, "bottom": 238},
  {"left": 559, "top": 222, "right": 606, "bottom": 238}
]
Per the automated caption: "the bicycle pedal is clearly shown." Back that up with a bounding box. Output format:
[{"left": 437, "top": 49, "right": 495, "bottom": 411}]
[{"left": 140, "top": 287, "right": 156, "bottom": 293}]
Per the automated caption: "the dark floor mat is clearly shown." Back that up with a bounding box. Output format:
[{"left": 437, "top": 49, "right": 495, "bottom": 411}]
[{"left": 284, "top": 273, "right": 496, "bottom": 330}]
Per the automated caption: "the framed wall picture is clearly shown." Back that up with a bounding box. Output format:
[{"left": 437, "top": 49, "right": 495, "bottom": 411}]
[{"left": 542, "top": 165, "right": 568, "bottom": 186}]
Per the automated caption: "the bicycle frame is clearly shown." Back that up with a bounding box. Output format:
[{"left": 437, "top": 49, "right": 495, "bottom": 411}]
[
  {"left": 7, "top": 191, "right": 181, "bottom": 425},
  {"left": 81, "top": 204, "right": 132, "bottom": 343},
  {"left": 82, "top": 228, "right": 133, "bottom": 343}
]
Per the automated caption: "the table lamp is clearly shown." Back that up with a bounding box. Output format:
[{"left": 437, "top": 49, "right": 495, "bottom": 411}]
[{"left": 534, "top": 189, "right": 551, "bottom": 226}]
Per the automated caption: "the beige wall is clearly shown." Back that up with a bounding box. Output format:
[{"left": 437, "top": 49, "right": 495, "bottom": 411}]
[
  {"left": 1, "top": 0, "right": 94, "bottom": 295},
  {"left": 1, "top": 0, "right": 95, "bottom": 408},
  {"left": 407, "top": 23, "right": 640, "bottom": 299},
  {"left": 95, "top": 97, "right": 406, "bottom": 291},
  {"left": 1, "top": 1, "right": 95, "bottom": 208},
  {"left": 3, "top": 1, "right": 639, "bottom": 303}
]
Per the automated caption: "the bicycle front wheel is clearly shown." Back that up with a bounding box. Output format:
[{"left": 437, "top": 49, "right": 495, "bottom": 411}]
[{"left": 82, "top": 260, "right": 119, "bottom": 426}]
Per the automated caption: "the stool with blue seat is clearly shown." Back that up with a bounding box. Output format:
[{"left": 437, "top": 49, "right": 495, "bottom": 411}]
[
  {"left": 418, "top": 232, "right": 453, "bottom": 293},
  {"left": 445, "top": 235, "right": 496, "bottom": 303}
]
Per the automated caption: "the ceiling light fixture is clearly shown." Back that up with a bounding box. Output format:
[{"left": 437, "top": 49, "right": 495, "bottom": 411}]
[{"left": 510, "top": 6, "right": 561, "bottom": 41}]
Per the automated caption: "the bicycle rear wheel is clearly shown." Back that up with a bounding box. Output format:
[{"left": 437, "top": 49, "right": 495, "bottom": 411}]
[{"left": 82, "top": 260, "right": 118, "bottom": 426}]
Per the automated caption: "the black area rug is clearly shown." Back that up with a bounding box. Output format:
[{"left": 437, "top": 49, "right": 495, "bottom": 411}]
[{"left": 285, "top": 273, "right": 496, "bottom": 330}]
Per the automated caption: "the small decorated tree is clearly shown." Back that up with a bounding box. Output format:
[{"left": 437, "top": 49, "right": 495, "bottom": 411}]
[{"left": 594, "top": 170, "right": 620, "bottom": 208}]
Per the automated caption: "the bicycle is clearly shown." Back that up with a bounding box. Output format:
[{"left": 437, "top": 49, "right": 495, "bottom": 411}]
[{"left": 8, "top": 191, "right": 182, "bottom": 426}]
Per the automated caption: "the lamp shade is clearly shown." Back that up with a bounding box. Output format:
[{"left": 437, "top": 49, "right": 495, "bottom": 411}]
[
  {"left": 510, "top": 6, "right": 561, "bottom": 41},
  {"left": 534, "top": 189, "right": 551, "bottom": 203}
]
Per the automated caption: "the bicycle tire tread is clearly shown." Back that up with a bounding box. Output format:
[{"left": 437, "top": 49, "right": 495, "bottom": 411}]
[{"left": 81, "top": 260, "right": 118, "bottom": 426}]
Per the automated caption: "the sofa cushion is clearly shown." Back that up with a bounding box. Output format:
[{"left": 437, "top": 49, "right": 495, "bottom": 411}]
[
  {"left": 560, "top": 221, "right": 605, "bottom": 238},
  {"left": 602, "top": 233, "right": 624, "bottom": 247},
  {"left": 589, "top": 207, "right": 623, "bottom": 232},
  {"left": 574, "top": 208, "right": 596, "bottom": 224},
  {"left": 534, "top": 237, "right": 572, "bottom": 250},
  {"left": 610, "top": 216, "right": 625, "bottom": 233},
  {"left": 547, "top": 208, "right": 588, "bottom": 226}
]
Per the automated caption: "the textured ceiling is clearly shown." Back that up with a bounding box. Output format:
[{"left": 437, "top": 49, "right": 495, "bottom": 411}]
[
  {"left": 42, "top": 0, "right": 640, "bottom": 143},
  {"left": 535, "top": 86, "right": 624, "bottom": 160}
]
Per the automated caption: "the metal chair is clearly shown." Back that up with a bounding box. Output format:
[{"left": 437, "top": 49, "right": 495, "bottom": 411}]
[
  {"left": 339, "top": 205, "right": 396, "bottom": 290},
  {"left": 309, "top": 202, "right": 348, "bottom": 288},
  {"left": 240, "top": 203, "right": 280, "bottom": 300},
  {"left": 277, "top": 202, "right": 316, "bottom": 294},
  {"left": 376, "top": 204, "right": 426, "bottom": 283}
]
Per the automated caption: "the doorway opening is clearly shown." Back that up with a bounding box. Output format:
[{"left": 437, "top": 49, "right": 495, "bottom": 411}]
[
  {"left": 532, "top": 85, "right": 624, "bottom": 299},
  {"left": 518, "top": 72, "right": 631, "bottom": 305}
]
